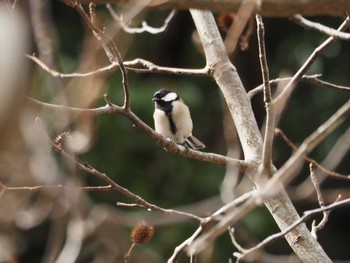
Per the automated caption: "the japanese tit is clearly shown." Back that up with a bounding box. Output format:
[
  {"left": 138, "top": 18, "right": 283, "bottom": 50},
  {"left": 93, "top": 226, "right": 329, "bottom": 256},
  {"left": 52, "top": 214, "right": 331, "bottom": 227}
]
[{"left": 152, "top": 89, "right": 205, "bottom": 150}]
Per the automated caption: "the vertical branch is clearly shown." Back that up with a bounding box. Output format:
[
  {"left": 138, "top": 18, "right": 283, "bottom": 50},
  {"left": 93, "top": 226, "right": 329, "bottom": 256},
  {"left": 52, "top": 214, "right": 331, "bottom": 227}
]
[
  {"left": 190, "top": 9, "right": 332, "bottom": 263},
  {"left": 224, "top": 0, "right": 256, "bottom": 55},
  {"left": 309, "top": 162, "right": 332, "bottom": 239},
  {"left": 190, "top": 9, "right": 263, "bottom": 162},
  {"left": 255, "top": 15, "right": 275, "bottom": 175},
  {"left": 72, "top": 2, "right": 130, "bottom": 110}
]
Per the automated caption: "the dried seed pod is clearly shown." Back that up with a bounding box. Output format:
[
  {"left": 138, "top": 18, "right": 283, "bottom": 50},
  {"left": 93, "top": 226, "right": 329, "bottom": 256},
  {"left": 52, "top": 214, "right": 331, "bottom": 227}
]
[{"left": 131, "top": 221, "right": 155, "bottom": 245}]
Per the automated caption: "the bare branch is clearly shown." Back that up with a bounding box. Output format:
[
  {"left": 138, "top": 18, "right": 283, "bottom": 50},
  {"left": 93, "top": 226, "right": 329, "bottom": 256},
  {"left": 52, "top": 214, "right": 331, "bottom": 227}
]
[
  {"left": 77, "top": 0, "right": 350, "bottom": 17},
  {"left": 27, "top": 54, "right": 210, "bottom": 77},
  {"left": 295, "top": 126, "right": 350, "bottom": 199},
  {"left": 228, "top": 228, "right": 247, "bottom": 258},
  {"left": 304, "top": 75, "right": 350, "bottom": 92},
  {"left": 28, "top": 97, "right": 249, "bottom": 171},
  {"left": 292, "top": 14, "right": 350, "bottom": 41},
  {"left": 124, "top": 58, "right": 211, "bottom": 76},
  {"left": 256, "top": 14, "right": 274, "bottom": 175},
  {"left": 190, "top": 9, "right": 332, "bottom": 262},
  {"left": 233, "top": 196, "right": 350, "bottom": 261},
  {"left": 168, "top": 227, "right": 204, "bottom": 263},
  {"left": 0, "top": 183, "right": 112, "bottom": 192},
  {"left": 107, "top": 5, "right": 176, "bottom": 34},
  {"left": 274, "top": 16, "right": 350, "bottom": 119},
  {"left": 72, "top": 2, "right": 131, "bottom": 110},
  {"left": 309, "top": 163, "right": 330, "bottom": 239},
  {"left": 265, "top": 99, "right": 350, "bottom": 194},
  {"left": 36, "top": 117, "right": 204, "bottom": 223},
  {"left": 168, "top": 191, "right": 255, "bottom": 262},
  {"left": 275, "top": 128, "right": 350, "bottom": 181},
  {"left": 248, "top": 75, "right": 350, "bottom": 99},
  {"left": 224, "top": 0, "right": 256, "bottom": 55},
  {"left": 191, "top": 9, "right": 263, "bottom": 161}
]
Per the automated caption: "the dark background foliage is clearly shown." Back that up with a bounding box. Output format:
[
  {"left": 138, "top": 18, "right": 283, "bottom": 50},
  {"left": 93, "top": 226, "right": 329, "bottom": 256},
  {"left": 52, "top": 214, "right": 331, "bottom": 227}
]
[{"left": 7, "top": 1, "right": 350, "bottom": 262}]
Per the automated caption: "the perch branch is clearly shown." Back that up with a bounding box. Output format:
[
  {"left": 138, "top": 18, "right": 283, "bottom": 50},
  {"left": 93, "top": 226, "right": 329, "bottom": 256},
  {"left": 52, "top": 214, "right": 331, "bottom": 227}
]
[
  {"left": 28, "top": 96, "right": 249, "bottom": 171},
  {"left": 36, "top": 117, "right": 204, "bottom": 223}
]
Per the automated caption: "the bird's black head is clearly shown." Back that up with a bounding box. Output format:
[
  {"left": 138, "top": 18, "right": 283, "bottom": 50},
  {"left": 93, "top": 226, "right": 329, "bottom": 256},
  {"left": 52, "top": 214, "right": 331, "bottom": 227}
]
[
  {"left": 152, "top": 89, "right": 179, "bottom": 114},
  {"left": 152, "top": 89, "right": 179, "bottom": 103}
]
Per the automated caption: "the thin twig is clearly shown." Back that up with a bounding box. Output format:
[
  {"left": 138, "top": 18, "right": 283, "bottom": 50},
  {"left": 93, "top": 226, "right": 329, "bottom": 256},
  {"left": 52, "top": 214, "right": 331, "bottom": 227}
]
[
  {"left": 224, "top": 0, "right": 256, "bottom": 55},
  {"left": 124, "top": 58, "right": 211, "bottom": 76},
  {"left": 294, "top": 126, "right": 350, "bottom": 200},
  {"left": 228, "top": 227, "right": 247, "bottom": 256},
  {"left": 265, "top": 99, "right": 350, "bottom": 194},
  {"left": 291, "top": 14, "right": 350, "bottom": 41},
  {"left": 72, "top": 2, "right": 130, "bottom": 110},
  {"left": 248, "top": 74, "right": 350, "bottom": 99},
  {"left": 36, "top": 117, "right": 203, "bottom": 223},
  {"left": 186, "top": 194, "right": 258, "bottom": 256},
  {"left": 309, "top": 163, "right": 329, "bottom": 239},
  {"left": 168, "top": 227, "right": 204, "bottom": 263},
  {"left": 304, "top": 75, "right": 350, "bottom": 92},
  {"left": 168, "top": 191, "right": 255, "bottom": 262},
  {"left": 26, "top": 54, "right": 211, "bottom": 77},
  {"left": 275, "top": 128, "right": 350, "bottom": 180},
  {"left": 108, "top": 5, "right": 176, "bottom": 34},
  {"left": 256, "top": 14, "right": 274, "bottom": 176},
  {"left": 274, "top": 16, "right": 350, "bottom": 119},
  {"left": 124, "top": 243, "right": 136, "bottom": 263},
  {"left": 0, "top": 183, "right": 112, "bottom": 192}
]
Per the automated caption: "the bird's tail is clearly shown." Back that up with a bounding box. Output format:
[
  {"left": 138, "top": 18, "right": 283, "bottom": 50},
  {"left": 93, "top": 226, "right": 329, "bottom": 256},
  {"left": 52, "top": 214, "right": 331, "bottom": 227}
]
[{"left": 185, "top": 135, "right": 206, "bottom": 150}]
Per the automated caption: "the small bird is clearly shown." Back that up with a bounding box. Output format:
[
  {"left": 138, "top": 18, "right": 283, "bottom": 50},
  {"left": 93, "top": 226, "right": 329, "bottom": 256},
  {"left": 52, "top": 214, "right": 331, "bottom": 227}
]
[{"left": 152, "top": 89, "right": 205, "bottom": 150}]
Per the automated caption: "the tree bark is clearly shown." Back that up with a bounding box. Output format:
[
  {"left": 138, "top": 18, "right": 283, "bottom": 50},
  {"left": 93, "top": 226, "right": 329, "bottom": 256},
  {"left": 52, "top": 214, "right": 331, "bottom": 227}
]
[
  {"left": 190, "top": 9, "right": 332, "bottom": 263},
  {"left": 77, "top": 0, "right": 350, "bottom": 17}
]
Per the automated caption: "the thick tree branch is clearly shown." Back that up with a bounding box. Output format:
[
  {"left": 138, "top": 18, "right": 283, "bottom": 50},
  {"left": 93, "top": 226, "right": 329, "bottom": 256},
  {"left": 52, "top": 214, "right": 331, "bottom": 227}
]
[
  {"left": 191, "top": 9, "right": 263, "bottom": 162},
  {"left": 75, "top": 0, "right": 350, "bottom": 17},
  {"left": 232, "top": 196, "right": 350, "bottom": 261},
  {"left": 190, "top": 9, "right": 332, "bottom": 262}
]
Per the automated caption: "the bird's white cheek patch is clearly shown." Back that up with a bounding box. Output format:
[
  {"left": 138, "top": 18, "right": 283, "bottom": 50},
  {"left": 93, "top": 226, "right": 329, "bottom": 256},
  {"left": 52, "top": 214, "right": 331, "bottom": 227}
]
[{"left": 162, "top": 92, "right": 177, "bottom": 102}]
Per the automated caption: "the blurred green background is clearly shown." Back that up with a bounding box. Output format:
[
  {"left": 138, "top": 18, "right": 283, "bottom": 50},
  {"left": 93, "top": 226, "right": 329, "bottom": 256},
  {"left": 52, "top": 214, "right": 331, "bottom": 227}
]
[{"left": 17, "top": 1, "right": 350, "bottom": 262}]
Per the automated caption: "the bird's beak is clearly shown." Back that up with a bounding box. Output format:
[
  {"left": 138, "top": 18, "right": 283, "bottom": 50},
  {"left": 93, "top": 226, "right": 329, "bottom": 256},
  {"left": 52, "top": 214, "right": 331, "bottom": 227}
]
[{"left": 152, "top": 97, "right": 158, "bottom": 102}]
